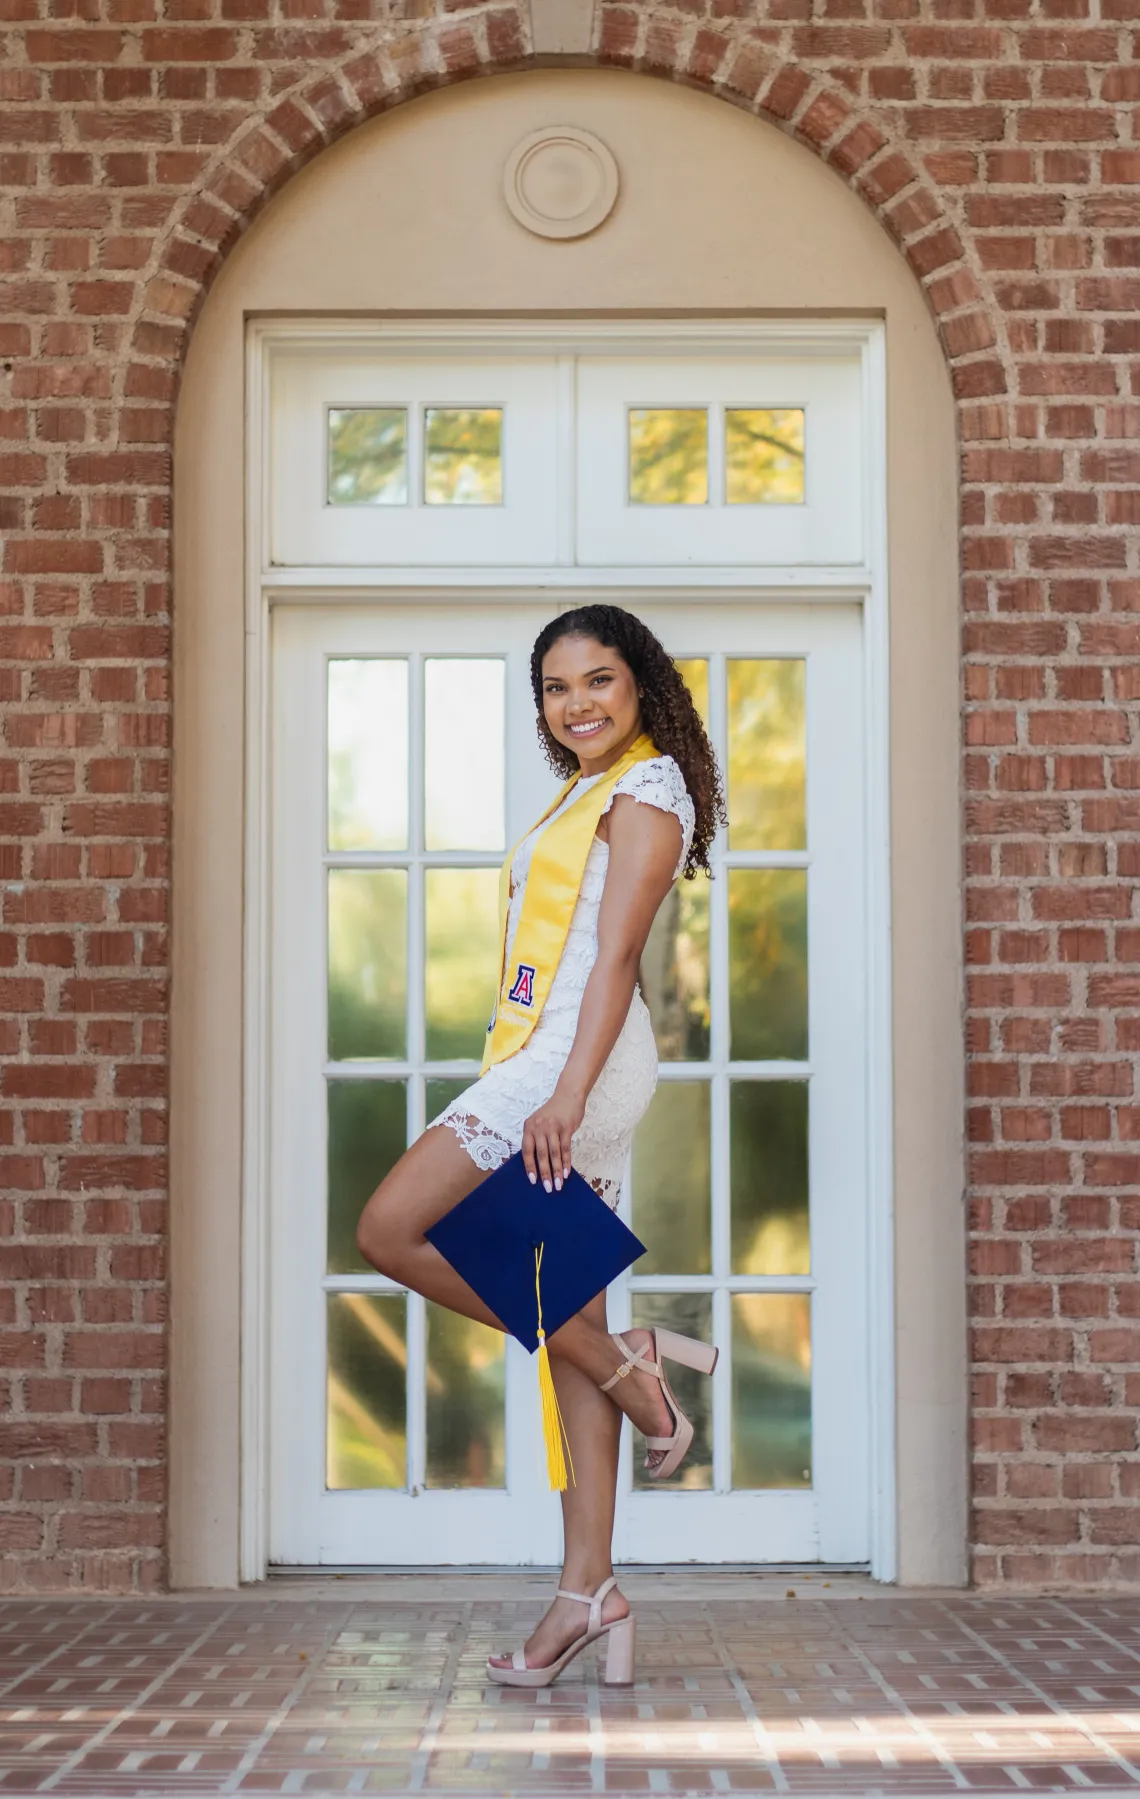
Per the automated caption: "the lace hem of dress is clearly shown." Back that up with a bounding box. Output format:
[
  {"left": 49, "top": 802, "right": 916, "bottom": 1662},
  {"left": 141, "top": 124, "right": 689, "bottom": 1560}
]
[
  {"left": 429, "top": 1110, "right": 622, "bottom": 1210},
  {"left": 429, "top": 1110, "right": 514, "bottom": 1173}
]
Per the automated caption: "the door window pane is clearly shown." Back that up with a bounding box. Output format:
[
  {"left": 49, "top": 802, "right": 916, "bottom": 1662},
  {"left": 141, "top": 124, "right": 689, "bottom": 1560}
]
[
  {"left": 425, "top": 868, "right": 500, "bottom": 1062},
  {"left": 725, "top": 409, "right": 805, "bottom": 505},
  {"left": 327, "top": 1293, "right": 407, "bottom": 1490},
  {"left": 424, "top": 659, "right": 506, "bottom": 852},
  {"left": 629, "top": 409, "right": 708, "bottom": 505},
  {"left": 327, "top": 1080, "right": 406, "bottom": 1274},
  {"left": 731, "top": 1294, "right": 811, "bottom": 1489},
  {"left": 630, "top": 1292, "right": 712, "bottom": 1490},
  {"left": 642, "top": 876, "right": 710, "bottom": 1062},
  {"left": 327, "top": 408, "right": 407, "bottom": 506},
  {"left": 728, "top": 869, "right": 807, "bottom": 1061},
  {"left": 426, "top": 1306, "right": 506, "bottom": 1489},
  {"left": 328, "top": 869, "right": 407, "bottom": 1061},
  {"left": 730, "top": 1081, "right": 809, "bottom": 1275},
  {"left": 327, "top": 659, "right": 408, "bottom": 852},
  {"left": 424, "top": 408, "right": 503, "bottom": 505},
  {"left": 631, "top": 1083, "right": 711, "bottom": 1276},
  {"left": 727, "top": 659, "right": 806, "bottom": 851}
]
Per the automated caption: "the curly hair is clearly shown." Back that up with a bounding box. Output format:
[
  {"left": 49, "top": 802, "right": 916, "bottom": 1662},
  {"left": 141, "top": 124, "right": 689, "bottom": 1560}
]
[{"left": 529, "top": 604, "right": 726, "bottom": 879}]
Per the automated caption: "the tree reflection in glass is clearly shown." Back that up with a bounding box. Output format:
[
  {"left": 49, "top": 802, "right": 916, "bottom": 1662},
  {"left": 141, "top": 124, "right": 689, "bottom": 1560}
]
[
  {"left": 731, "top": 1293, "right": 811, "bottom": 1489},
  {"left": 327, "top": 1080, "right": 406, "bottom": 1274},
  {"left": 730, "top": 1080, "right": 809, "bottom": 1275},
  {"left": 327, "top": 869, "right": 407, "bottom": 1061},
  {"left": 424, "top": 408, "right": 503, "bottom": 505},
  {"left": 728, "top": 869, "right": 807, "bottom": 1061},
  {"left": 631, "top": 1082, "right": 711, "bottom": 1275},
  {"left": 426, "top": 1307, "right": 506, "bottom": 1488},
  {"left": 642, "top": 876, "right": 710, "bottom": 1062},
  {"left": 725, "top": 408, "right": 805, "bottom": 505},
  {"left": 425, "top": 868, "right": 500, "bottom": 1062},
  {"left": 326, "top": 1293, "right": 407, "bottom": 1489},
  {"left": 327, "top": 408, "right": 408, "bottom": 505},
  {"left": 727, "top": 659, "right": 806, "bottom": 852},
  {"left": 628, "top": 409, "right": 708, "bottom": 505}
]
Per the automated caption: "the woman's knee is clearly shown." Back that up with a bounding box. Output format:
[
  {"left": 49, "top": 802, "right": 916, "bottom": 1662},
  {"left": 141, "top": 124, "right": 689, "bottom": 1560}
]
[{"left": 355, "top": 1184, "right": 409, "bottom": 1280}]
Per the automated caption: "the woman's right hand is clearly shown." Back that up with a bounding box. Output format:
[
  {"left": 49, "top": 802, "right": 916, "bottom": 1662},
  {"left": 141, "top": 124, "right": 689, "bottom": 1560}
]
[{"left": 521, "top": 1083, "right": 585, "bottom": 1193}]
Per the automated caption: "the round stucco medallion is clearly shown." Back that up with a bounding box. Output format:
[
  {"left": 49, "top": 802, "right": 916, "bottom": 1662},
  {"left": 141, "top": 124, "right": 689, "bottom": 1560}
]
[{"left": 503, "top": 127, "right": 619, "bottom": 240}]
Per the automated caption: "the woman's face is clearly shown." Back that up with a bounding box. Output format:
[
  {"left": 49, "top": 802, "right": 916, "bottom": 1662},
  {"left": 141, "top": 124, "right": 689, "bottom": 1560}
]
[{"left": 540, "top": 634, "right": 643, "bottom": 771}]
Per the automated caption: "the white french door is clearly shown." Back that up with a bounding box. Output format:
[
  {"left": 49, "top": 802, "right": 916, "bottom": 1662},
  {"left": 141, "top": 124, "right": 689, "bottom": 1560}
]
[
  {"left": 268, "top": 599, "right": 868, "bottom": 1566},
  {"left": 257, "top": 322, "right": 888, "bottom": 1569}
]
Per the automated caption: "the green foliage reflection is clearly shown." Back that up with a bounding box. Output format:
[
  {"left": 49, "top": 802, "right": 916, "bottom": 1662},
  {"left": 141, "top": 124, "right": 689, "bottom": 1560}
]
[
  {"left": 642, "top": 876, "right": 710, "bottom": 1062},
  {"left": 326, "top": 1293, "right": 407, "bottom": 1489},
  {"left": 727, "top": 659, "right": 806, "bottom": 851},
  {"left": 328, "top": 869, "right": 407, "bottom": 1061},
  {"left": 425, "top": 869, "right": 500, "bottom": 1061},
  {"left": 731, "top": 1293, "right": 811, "bottom": 1489},
  {"left": 730, "top": 1081, "right": 809, "bottom": 1275},
  {"left": 726, "top": 408, "right": 805, "bottom": 505},
  {"left": 328, "top": 408, "right": 407, "bottom": 505},
  {"left": 629, "top": 409, "right": 708, "bottom": 505},
  {"left": 728, "top": 869, "right": 807, "bottom": 1061},
  {"left": 631, "top": 1083, "right": 711, "bottom": 1276},
  {"left": 424, "top": 409, "right": 503, "bottom": 505},
  {"left": 327, "top": 1080, "right": 407, "bottom": 1274},
  {"left": 426, "top": 1307, "right": 506, "bottom": 1489}
]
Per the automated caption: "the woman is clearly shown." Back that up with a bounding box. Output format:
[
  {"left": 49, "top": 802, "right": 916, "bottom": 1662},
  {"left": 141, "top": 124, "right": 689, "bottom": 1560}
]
[{"left": 356, "top": 603, "right": 725, "bottom": 1688}]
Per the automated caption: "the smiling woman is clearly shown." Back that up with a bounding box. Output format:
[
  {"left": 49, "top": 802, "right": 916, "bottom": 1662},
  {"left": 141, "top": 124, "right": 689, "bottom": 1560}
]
[{"left": 352, "top": 604, "right": 727, "bottom": 1685}]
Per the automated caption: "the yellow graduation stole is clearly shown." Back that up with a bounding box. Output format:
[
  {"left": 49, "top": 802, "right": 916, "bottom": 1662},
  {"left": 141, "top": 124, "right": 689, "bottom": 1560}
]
[{"left": 481, "top": 733, "right": 659, "bottom": 1075}]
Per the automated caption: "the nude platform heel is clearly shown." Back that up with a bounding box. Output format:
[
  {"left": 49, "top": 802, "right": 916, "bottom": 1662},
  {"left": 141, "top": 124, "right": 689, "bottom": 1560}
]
[
  {"left": 602, "top": 1329, "right": 719, "bottom": 1482},
  {"left": 486, "top": 1574, "right": 636, "bottom": 1689}
]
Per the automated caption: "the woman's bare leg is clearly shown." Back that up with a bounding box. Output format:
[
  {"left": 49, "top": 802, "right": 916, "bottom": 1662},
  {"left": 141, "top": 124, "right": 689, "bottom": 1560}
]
[
  {"left": 489, "top": 1293, "right": 628, "bottom": 1671},
  {"left": 357, "top": 1128, "right": 674, "bottom": 1442},
  {"left": 356, "top": 1126, "right": 505, "bottom": 1330}
]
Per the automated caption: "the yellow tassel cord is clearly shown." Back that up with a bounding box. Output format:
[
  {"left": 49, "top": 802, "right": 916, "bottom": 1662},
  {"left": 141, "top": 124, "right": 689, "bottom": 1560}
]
[{"left": 534, "top": 1244, "right": 575, "bottom": 1491}]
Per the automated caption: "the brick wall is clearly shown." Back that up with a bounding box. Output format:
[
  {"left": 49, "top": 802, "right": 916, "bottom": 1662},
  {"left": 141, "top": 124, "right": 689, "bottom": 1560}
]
[{"left": 1, "top": 0, "right": 1138, "bottom": 1589}]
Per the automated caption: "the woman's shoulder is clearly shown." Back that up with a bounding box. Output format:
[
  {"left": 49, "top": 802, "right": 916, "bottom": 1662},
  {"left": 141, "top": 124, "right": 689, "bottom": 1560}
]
[
  {"left": 601, "top": 756, "right": 695, "bottom": 879},
  {"left": 609, "top": 753, "right": 692, "bottom": 814}
]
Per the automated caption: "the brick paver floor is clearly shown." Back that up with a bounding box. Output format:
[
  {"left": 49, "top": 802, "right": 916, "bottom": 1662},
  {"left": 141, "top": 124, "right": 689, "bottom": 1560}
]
[{"left": 6, "top": 1573, "right": 1140, "bottom": 1799}]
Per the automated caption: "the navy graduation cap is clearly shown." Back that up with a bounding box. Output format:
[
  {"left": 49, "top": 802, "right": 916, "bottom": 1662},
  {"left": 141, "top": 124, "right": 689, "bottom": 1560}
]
[{"left": 426, "top": 1151, "right": 645, "bottom": 1489}]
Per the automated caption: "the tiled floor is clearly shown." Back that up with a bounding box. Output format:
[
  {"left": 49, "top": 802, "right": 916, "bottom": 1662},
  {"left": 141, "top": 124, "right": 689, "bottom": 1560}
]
[{"left": 6, "top": 1574, "right": 1140, "bottom": 1798}]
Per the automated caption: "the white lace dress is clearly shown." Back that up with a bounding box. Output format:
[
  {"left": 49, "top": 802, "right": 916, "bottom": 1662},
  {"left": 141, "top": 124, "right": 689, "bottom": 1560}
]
[{"left": 428, "top": 756, "right": 696, "bottom": 1208}]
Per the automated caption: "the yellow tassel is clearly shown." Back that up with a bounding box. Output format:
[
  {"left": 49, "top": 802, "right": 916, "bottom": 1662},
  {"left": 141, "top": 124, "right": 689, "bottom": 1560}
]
[{"left": 534, "top": 1244, "right": 575, "bottom": 1491}]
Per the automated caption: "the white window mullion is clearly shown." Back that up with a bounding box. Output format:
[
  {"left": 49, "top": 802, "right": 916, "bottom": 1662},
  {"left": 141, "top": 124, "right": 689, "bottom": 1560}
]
[
  {"left": 705, "top": 648, "right": 731, "bottom": 1494},
  {"left": 708, "top": 402, "right": 725, "bottom": 508},
  {"left": 406, "top": 1290, "right": 426, "bottom": 1495}
]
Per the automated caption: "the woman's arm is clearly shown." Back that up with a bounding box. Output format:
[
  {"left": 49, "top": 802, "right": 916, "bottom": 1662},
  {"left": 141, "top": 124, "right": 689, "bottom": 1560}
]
[{"left": 521, "top": 794, "right": 682, "bottom": 1191}]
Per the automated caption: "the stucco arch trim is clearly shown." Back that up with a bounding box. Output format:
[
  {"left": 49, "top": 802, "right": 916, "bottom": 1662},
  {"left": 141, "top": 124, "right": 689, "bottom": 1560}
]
[{"left": 129, "top": 7, "right": 1005, "bottom": 419}]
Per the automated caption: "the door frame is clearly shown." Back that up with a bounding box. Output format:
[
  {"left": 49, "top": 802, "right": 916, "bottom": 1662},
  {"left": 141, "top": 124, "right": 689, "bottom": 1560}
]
[{"left": 239, "top": 317, "right": 895, "bottom": 1581}]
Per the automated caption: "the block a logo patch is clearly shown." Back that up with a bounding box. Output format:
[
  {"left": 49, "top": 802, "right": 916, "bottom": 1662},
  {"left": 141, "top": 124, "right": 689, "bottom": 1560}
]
[{"left": 507, "top": 963, "right": 536, "bottom": 1008}]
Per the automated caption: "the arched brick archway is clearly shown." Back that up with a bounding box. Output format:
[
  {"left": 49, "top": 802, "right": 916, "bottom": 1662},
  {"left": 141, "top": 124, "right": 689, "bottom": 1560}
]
[
  {"left": 4, "top": 0, "right": 1138, "bottom": 1592},
  {"left": 138, "top": 17, "right": 1003, "bottom": 400}
]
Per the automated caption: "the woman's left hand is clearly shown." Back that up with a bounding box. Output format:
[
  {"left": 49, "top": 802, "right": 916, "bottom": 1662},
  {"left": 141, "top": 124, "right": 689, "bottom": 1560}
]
[{"left": 521, "top": 1084, "right": 585, "bottom": 1193}]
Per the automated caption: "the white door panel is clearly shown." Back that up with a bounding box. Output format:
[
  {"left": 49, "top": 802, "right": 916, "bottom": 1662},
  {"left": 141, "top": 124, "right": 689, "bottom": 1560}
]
[{"left": 269, "top": 600, "right": 869, "bottom": 1567}]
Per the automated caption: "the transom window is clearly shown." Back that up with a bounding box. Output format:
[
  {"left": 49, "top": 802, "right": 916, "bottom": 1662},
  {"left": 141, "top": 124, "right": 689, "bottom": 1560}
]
[
  {"left": 327, "top": 407, "right": 504, "bottom": 508},
  {"left": 270, "top": 346, "right": 860, "bottom": 567},
  {"left": 628, "top": 407, "right": 806, "bottom": 507}
]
